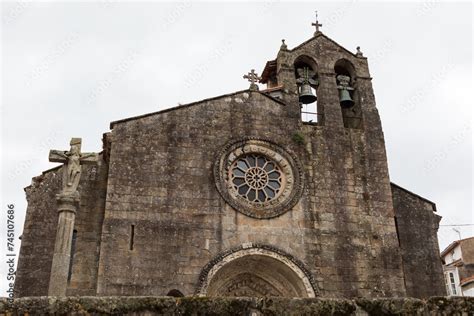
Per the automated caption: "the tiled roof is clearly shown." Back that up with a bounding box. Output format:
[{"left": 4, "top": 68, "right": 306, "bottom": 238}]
[
  {"left": 460, "top": 275, "right": 474, "bottom": 286},
  {"left": 441, "top": 237, "right": 474, "bottom": 258},
  {"left": 259, "top": 60, "right": 276, "bottom": 84},
  {"left": 445, "top": 258, "right": 463, "bottom": 267},
  {"left": 261, "top": 85, "right": 283, "bottom": 93}
]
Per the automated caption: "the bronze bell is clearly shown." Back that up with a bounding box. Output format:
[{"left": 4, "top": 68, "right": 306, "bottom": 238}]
[
  {"left": 299, "top": 83, "right": 317, "bottom": 104},
  {"left": 336, "top": 74, "right": 354, "bottom": 108},
  {"left": 339, "top": 89, "right": 354, "bottom": 108}
]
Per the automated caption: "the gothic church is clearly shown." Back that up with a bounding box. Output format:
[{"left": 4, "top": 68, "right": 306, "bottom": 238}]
[{"left": 15, "top": 25, "right": 446, "bottom": 298}]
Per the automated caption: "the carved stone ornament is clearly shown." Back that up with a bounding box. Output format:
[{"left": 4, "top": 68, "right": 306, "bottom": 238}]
[
  {"left": 49, "top": 137, "right": 99, "bottom": 197},
  {"left": 214, "top": 138, "right": 304, "bottom": 219},
  {"left": 195, "top": 243, "right": 318, "bottom": 297}
]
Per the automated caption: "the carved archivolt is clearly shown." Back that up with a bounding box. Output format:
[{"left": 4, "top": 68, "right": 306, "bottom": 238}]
[
  {"left": 195, "top": 243, "right": 318, "bottom": 297},
  {"left": 214, "top": 138, "right": 304, "bottom": 219}
]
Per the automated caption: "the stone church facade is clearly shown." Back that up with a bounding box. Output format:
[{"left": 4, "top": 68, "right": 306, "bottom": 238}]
[{"left": 15, "top": 29, "right": 446, "bottom": 298}]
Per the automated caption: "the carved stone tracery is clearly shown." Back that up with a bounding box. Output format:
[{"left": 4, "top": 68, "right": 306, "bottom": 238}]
[
  {"left": 214, "top": 138, "right": 304, "bottom": 219},
  {"left": 217, "top": 273, "right": 282, "bottom": 297},
  {"left": 196, "top": 243, "right": 318, "bottom": 297}
]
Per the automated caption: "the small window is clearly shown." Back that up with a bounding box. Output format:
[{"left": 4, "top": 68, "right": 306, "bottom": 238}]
[
  {"left": 446, "top": 272, "right": 457, "bottom": 295},
  {"left": 444, "top": 274, "right": 450, "bottom": 295}
]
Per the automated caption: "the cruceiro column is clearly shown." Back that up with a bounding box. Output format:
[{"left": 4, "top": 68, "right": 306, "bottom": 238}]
[{"left": 47, "top": 138, "right": 98, "bottom": 296}]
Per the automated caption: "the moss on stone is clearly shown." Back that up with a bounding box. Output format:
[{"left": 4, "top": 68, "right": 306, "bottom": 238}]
[
  {"left": 1, "top": 296, "right": 474, "bottom": 315},
  {"left": 292, "top": 132, "right": 305, "bottom": 145}
]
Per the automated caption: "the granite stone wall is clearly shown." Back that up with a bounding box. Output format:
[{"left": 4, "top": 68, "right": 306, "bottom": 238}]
[
  {"left": 275, "top": 34, "right": 406, "bottom": 297},
  {"left": 15, "top": 157, "right": 108, "bottom": 297},
  {"left": 96, "top": 34, "right": 406, "bottom": 298},
  {"left": 391, "top": 184, "right": 446, "bottom": 298},
  {"left": 14, "top": 33, "right": 445, "bottom": 299},
  {"left": 15, "top": 167, "right": 62, "bottom": 297},
  {"left": 97, "top": 91, "right": 309, "bottom": 296}
]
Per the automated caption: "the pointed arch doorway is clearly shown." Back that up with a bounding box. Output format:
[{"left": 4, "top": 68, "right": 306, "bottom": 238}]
[{"left": 196, "top": 244, "right": 317, "bottom": 298}]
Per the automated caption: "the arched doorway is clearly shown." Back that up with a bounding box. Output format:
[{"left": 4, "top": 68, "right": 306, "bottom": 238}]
[{"left": 196, "top": 244, "right": 317, "bottom": 297}]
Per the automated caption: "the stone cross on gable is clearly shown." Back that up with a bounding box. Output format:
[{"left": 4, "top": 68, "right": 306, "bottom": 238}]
[
  {"left": 49, "top": 137, "right": 98, "bottom": 196},
  {"left": 243, "top": 69, "right": 261, "bottom": 91},
  {"left": 312, "top": 11, "right": 322, "bottom": 35}
]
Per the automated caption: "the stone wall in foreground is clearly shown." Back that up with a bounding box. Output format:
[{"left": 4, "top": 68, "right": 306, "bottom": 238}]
[{"left": 1, "top": 296, "right": 473, "bottom": 315}]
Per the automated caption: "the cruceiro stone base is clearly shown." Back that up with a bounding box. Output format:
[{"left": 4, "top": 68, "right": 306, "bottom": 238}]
[{"left": 0, "top": 296, "right": 473, "bottom": 315}]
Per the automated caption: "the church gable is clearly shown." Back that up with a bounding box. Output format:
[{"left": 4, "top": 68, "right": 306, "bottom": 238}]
[
  {"left": 104, "top": 89, "right": 303, "bottom": 216},
  {"left": 291, "top": 33, "right": 357, "bottom": 57},
  {"left": 110, "top": 90, "right": 287, "bottom": 130},
  {"left": 285, "top": 33, "right": 370, "bottom": 79},
  {"left": 106, "top": 90, "right": 300, "bottom": 166},
  {"left": 14, "top": 17, "right": 446, "bottom": 300},
  {"left": 98, "top": 88, "right": 313, "bottom": 295}
]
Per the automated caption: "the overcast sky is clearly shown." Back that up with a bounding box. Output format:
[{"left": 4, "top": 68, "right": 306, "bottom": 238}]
[{"left": 1, "top": 1, "right": 472, "bottom": 297}]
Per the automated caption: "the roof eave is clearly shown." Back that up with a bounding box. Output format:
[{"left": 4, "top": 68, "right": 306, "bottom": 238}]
[
  {"left": 110, "top": 89, "right": 286, "bottom": 129},
  {"left": 289, "top": 32, "right": 364, "bottom": 59},
  {"left": 441, "top": 241, "right": 460, "bottom": 258},
  {"left": 390, "top": 182, "right": 437, "bottom": 210}
]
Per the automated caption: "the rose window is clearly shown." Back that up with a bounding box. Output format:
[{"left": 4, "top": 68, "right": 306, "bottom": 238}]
[
  {"left": 230, "top": 155, "right": 283, "bottom": 203},
  {"left": 214, "top": 138, "right": 304, "bottom": 219}
]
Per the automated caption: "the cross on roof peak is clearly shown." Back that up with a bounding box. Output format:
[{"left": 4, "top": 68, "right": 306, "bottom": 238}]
[
  {"left": 243, "top": 69, "right": 261, "bottom": 91},
  {"left": 311, "top": 11, "right": 322, "bottom": 35}
]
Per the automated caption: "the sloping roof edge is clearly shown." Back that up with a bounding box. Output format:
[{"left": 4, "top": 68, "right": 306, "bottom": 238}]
[
  {"left": 440, "top": 237, "right": 474, "bottom": 258},
  {"left": 109, "top": 89, "right": 286, "bottom": 129},
  {"left": 24, "top": 152, "right": 104, "bottom": 192},
  {"left": 390, "top": 182, "right": 437, "bottom": 210},
  {"left": 40, "top": 165, "right": 62, "bottom": 176},
  {"left": 260, "top": 59, "right": 277, "bottom": 84},
  {"left": 445, "top": 258, "right": 463, "bottom": 267},
  {"left": 290, "top": 32, "right": 365, "bottom": 59},
  {"left": 261, "top": 85, "right": 283, "bottom": 93},
  {"left": 24, "top": 165, "right": 61, "bottom": 192},
  {"left": 460, "top": 275, "right": 474, "bottom": 287},
  {"left": 441, "top": 240, "right": 461, "bottom": 258},
  {"left": 261, "top": 90, "right": 286, "bottom": 105}
]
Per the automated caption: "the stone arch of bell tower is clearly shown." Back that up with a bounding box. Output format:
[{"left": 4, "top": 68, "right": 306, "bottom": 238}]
[
  {"left": 261, "top": 33, "right": 373, "bottom": 128},
  {"left": 293, "top": 54, "right": 319, "bottom": 74},
  {"left": 195, "top": 244, "right": 318, "bottom": 298},
  {"left": 334, "top": 58, "right": 362, "bottom": 128}
]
